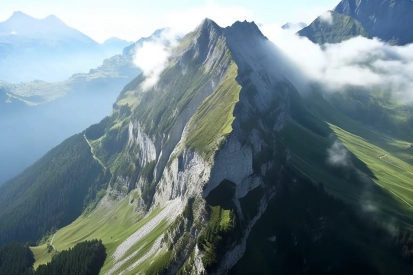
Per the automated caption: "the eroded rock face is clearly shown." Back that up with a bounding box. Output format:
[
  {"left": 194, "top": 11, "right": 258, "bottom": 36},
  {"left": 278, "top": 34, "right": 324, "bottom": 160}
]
[
  {"left": 59, "top": 19, "right": 299, "bottom": 274},
  {"left": 334, "top": 0, "right": 413, "bottom": 45}
]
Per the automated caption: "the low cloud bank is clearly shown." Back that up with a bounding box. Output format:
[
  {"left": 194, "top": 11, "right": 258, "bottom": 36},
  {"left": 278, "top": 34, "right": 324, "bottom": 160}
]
[{"left": 260, "top": 24, "right": 413, "bottom": 102}]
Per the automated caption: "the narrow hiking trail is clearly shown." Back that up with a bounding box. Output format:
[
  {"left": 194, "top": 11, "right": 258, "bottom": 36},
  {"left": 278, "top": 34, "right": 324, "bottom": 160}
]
[
  {"left": 379, "top": 154, "right": 413, "bottom": 176},
  {"left": 49, "top": 231, "right": 58, "bottom": 251},
  {"left": 377, "top": 153, "right": 413, "bottom": 208},
  {"left": 84, "top": 134, "right": 106, "bottom": 170}
]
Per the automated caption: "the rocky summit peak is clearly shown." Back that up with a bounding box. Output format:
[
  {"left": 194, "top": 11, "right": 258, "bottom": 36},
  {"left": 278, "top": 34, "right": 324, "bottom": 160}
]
[
  {"left": 4, "top": 11, "right": 66, "bottom": 27},
  {"left": 224, "top": 20, "right": 266, "bottom": 43},
  {"left": 229, "top": 20, "right": 261, "bottom": 33},
  {"left": 6, "top": 11, "right": 34, "bottom": 22},
  {"left": 195, "top": 18, "right": 222, "bottom": 35}
]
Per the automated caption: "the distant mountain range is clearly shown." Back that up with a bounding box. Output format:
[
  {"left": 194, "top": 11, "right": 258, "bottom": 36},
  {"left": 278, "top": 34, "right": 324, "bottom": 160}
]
[
  {"left": 0, "top": 28, "right": 171, "bottom": 185},
  {"left": 0, "top": 11, "right": 132, "bottom": 82},
  {"left": 299, "top": 0, "right": 413, "bottom": 45},
  {"left": 0, "top": 27, "right": 174, "bottom": 184}
]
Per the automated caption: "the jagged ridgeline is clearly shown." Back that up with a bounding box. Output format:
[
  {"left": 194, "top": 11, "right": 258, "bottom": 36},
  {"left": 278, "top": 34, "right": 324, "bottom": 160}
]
[
  {"left": 1, "top": 18, "right": 413, "bottom": 274},
  {"left": 298, "top": 11, "right": 369, "bottom": 44},
  {"left": 299, "top": 0, "right": 413, "bottom": 45}
]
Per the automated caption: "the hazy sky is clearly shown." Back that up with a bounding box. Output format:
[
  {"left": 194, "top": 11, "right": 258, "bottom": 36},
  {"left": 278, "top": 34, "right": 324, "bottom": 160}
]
[{"left": 0, "top": 0, "right": 338, "bottom": 43}]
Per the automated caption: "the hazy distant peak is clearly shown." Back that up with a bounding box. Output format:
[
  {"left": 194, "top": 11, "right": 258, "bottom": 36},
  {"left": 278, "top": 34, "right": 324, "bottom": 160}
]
[
  {"left": 43, "top": 14, "right": 65, "bottom": 24},
  {"left": 4, "top": 11, "right": 36, "bottom": 24},
  {"left": 6, "top": 11, "right": 63, "bottom": 24},
  {"left": 103, "top": 37, "right": 133, "bottom": 45},
  {"left": 104, "top": 37, "right": 126, "bottom": 43},
  {"left": 9, "top": 11, "right": 33, "bottom": 20},
  {"left": 281, "top": 22, "right": 307, "bottom": 30}
]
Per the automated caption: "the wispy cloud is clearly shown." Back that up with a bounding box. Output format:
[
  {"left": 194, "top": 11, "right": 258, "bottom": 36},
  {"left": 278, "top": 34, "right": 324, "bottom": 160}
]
[
  {"left": 319, "top": 11, "right": 333, "bottom": 25},
  {"left": 133, "top": 29, "right": 177, "bottom": 91},
  {"left": 327, "top": 140, "right": 350, "bottom": 167},
  {"left": 132, "top": 1, "right": 254, "bottom": 91}
]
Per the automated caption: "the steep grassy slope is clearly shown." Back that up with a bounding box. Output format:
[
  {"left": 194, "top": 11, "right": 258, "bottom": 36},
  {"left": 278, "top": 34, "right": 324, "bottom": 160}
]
[
  {"left": 298, "top": 11, "right": 369, "bottom": 44},
  {"left": 30, "top": 19, "right": 244, "bottom": 274},
  {"left": 30, "top": 192, "right": 176, "bottom": 274},
  {"left": 184, "top": 62, "right": 241, "bottom": 158}
]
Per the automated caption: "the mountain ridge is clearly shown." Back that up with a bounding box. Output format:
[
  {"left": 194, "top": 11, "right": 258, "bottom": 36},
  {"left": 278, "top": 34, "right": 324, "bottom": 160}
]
[
  {"left": 298, "top": 10, "right": 369, "bottom": 44},
  {"left": 1, "top": 17, "right": 413, "bottom": 274},
  {"left": 299, "top": 0, "right": 413, "bottom": 45}
]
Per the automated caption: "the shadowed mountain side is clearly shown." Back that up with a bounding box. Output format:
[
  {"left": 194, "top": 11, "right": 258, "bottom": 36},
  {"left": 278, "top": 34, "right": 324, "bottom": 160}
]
[
  {"left": 298, "top": 11, "right": 369, "bottom": 44},
  {"left": 334, "top": 0, "right": 413, "bottom": 45}
]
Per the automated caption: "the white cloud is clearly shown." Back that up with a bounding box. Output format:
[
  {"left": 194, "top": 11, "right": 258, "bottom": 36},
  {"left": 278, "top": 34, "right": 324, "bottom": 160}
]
[
  {"left": 133, "top": 40, "right": 169, "bottom": 91},
  {"left": 133, "top": 1, "right": 254, "bottom": 91},
  {"left": 133, "top": 29, "right": 179, "bottom": 91},
  {"left": 260, "top": 25, "right": 413, "bottom": 102},
  {"left": 319, "top": 11, "right": 333, "bottom": 25},
  {"left": 284, "top": 5, "right": 332, "bottom": 26},
  {"left": 327, "top": 141, "right": 350, "bottom": 167}
]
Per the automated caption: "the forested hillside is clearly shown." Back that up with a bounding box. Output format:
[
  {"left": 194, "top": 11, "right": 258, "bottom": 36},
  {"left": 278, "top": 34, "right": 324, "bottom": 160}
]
[
  {"left": 0, "top": 240, "right": 106, "bottom": 275},
  {"left": 0, "top": 134, "right": 110, "bottom": 246},
  {"left": 0, "top": 243, "right": 34, "bottom": 275},
  {"left": 36, "top": 240, "right": 106, "bottom": 275}
]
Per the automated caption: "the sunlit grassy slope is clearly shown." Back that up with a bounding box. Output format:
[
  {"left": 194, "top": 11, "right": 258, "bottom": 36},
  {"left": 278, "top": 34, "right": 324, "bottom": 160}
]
[
  {"left": 185, "top": 62, "right": 241, "bottom": 157},
  {"left": 30, "top": 244, "right": 55, "bottom": 269},
  {"left": 31, "top": 191, "right": 168, "bottom": 273}
]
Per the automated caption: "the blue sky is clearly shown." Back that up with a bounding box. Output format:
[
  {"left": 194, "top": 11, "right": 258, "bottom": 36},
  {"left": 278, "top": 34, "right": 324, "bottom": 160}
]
[{"left": 0, "top": 0, "right": 339, "bottom": 42}]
